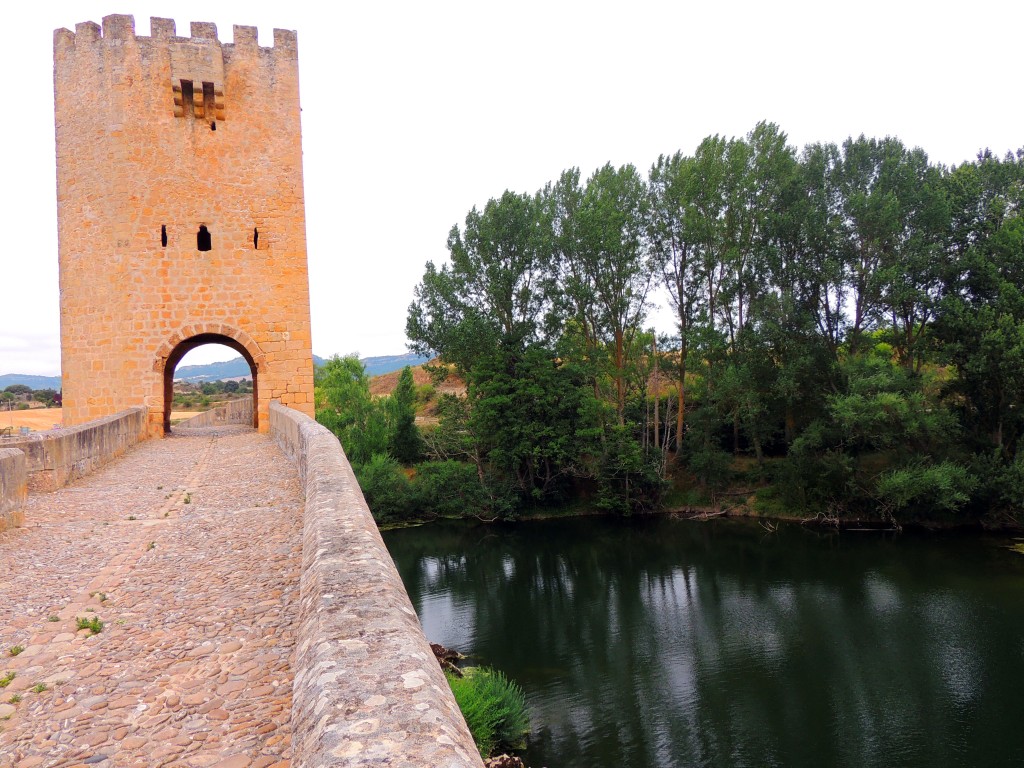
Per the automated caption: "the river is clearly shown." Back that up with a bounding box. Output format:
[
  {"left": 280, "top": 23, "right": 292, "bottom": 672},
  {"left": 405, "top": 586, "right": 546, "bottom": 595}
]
[{"left": 382, "top": 517, "right": 1024, "bottom": 768}]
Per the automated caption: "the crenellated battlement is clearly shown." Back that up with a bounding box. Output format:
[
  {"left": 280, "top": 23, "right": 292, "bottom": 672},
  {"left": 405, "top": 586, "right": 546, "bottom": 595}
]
[{"left": 54, "top": 14, "right": 296, "bottom": 54}]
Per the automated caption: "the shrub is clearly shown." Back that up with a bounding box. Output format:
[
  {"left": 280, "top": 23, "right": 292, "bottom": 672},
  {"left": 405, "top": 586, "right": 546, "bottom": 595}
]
[
  {"left": 354, "top": 453, "right": 413, "bottom": 523},
  {"left": 413, "top": 461, "right": 511, "bottom": 519},
  {"left": 446, "top": 667, "right": 530, "bottom": 758},
  {"left": 875, "top": 461, "right": 977, "bottom": 520}
]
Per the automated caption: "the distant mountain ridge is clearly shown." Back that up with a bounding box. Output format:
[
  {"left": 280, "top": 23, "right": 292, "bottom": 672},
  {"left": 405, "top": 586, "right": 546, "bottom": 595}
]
[
  {"left": 172, "top": 355, "right": 329, "bottom": 382},
  {"left": 2, "top": 353, "right": 430, "bottom": 389},
  {"left": 0, "top": 374, "right": 62, "bottom": 391},
  {"left": 175, "top": 352, "right": 430, "bottom": 381}
]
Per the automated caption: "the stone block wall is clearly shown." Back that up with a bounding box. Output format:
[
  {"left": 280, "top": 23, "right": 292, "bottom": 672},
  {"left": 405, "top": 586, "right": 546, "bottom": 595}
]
[
  {"left": 175, "top": 397, "right": 254, "bottom": 428},
  {"left": 0, "top": 448, "right": 27, "bottom": 533},
  {"left": 269, "top": 401, "right": 483, "bottom": 768},
  {"left": 0, "top": 408, "right": 148, "bottom": 493}
]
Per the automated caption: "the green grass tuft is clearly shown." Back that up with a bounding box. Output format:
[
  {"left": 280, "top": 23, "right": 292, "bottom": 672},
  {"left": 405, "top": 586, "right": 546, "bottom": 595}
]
[
  {"left": 446, "top": 666, "right": 530, "bottom": 758},
  {"left": 76, "top": 616, "right": 103, "bottom": 635}
]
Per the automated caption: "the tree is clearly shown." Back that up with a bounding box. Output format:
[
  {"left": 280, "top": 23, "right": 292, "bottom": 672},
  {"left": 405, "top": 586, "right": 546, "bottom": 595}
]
[
  {"left": 648, "top": 151, "right": 702, "bottom": 449},
  {"left": 407, "top": 190, "right": 555, "bottom": 373},
  {"left": 936, "top": 149, "right": 1024, "bottom": 454},
  {"left": 314, "top": 355, "right": 388, "bottom": 465},
  {"left": 836, "top": 136, "right": 948, "bottom": 363},
  {"left": 557, "top": 163, "right": 655, "bottom": 424},
  {"left": 387, "top": 366, "right": 424, "bottom": 464}
]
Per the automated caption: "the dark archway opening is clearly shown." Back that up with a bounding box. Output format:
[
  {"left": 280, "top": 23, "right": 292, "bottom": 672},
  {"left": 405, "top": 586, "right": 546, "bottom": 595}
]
[{"left": 162, "top": 333, "right": 258, "bottom": 434}]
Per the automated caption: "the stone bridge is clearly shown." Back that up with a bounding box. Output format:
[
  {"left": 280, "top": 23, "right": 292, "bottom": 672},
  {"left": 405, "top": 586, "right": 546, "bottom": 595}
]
[{"left": 0, "top": 405, "right": 482, "bottom": 767}]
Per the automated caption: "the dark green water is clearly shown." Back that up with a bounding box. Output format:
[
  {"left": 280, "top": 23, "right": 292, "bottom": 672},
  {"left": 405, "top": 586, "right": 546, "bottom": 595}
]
[{"left": 382, "top": 517, "right": 1024, "bottom": 768}]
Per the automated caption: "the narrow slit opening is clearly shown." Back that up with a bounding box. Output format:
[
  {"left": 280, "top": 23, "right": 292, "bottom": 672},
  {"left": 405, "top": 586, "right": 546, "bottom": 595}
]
[
  {"left": 161, "top": 225, "right": 167, "bottom": 248},
  {"left": 197, "top": 225, "right": 212, "bottom": 252},
  {"left": 203, "top": 82, "right": 215, "bottom": 115},
  {"left": 253, "top": 228, "right": 259, "bottom": 250},
  {"left": 181, "top": 80, "right": 194, "bottom": 117}
]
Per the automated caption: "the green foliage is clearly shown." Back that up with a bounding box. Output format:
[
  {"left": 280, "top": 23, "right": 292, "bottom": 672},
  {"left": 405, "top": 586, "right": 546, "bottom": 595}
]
[
  {"left": 875, "top": 462, "right": 977, "bottom": 519},
  {"left": 8, "top": 646, "right": 24, "bottom": 657},
  {"left": 387, "top": 366, "right": 424, "bottom": 464},
  {"left": 315, "top": 355, "right": 389, "bottom": 465},
  {"left": 413, "top": 460, "right": 513, "bottom": 519},
  {"left": 446, "top": 667, "right": 530, "bottom": 758},
  {"left": 75, "top": 616, "right": 103, "bottom": 634},
  {"left": 0, "top": 672, "right": 14, "bottom": 688},
  {"left": 594, "top": 424, "right": 666, "bottom": 514},
  {"left": 396, "top": 133, "right": 1024, "bottom": 523},
  {"left": 354, "top": 454, "right": 413, "bottom": 524}
]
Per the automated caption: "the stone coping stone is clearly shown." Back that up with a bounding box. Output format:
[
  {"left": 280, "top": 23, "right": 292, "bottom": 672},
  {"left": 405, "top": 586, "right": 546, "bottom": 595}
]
[
  {"left": 0, "top": 447, "right": 26, "bottom": 531},
  {"left": 270, "top": 400, "right": 483, "bottom": 768}
]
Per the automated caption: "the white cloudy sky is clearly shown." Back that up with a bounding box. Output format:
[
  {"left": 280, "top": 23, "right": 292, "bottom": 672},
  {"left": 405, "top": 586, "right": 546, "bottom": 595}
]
[{"left": 1, "top": 0, "right": 1021, "bottom": 376}]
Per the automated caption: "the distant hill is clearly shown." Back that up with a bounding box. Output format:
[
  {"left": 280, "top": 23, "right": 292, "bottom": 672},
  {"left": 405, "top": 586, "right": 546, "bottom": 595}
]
[
  {"left": 3, "top": 352, "right": 431, "bottom": 388},
  {"left": 0, "top": 374, "right": 62, "bottom": 391},
  {"left": 174, "top": 354, "right": 328, "bottom": 382},
  {"left": 361, "top": 353, "right": 431, "bottom": 377},
  {"left": 173, "top": 352, "right": 429, "bottom": 382}
]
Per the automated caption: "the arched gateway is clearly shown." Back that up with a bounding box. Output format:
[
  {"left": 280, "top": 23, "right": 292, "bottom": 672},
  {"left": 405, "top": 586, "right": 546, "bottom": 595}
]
[{"left": 54, "top": 15, "right": 314, "bottom": 435}]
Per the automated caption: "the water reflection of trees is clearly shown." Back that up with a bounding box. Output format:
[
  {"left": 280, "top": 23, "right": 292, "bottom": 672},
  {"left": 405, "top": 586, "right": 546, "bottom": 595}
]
[{"left": 383, "top": 520, "right": 1024, "bottom": 768}]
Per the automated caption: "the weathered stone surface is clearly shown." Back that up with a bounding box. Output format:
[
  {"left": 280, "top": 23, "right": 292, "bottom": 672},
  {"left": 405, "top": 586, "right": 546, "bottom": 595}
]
[
  {"left": 0, "top": 426, "right": 301, "bottom": 767},
  {"left": 177, "top": 398, "right": 254, "bottom": 429},
  {"left": 270, "top": 401, "right": 483, "bottom": 768},
  {"left": 54, "top": 16, "right": 314, "bottom": 436},
  {"left": 0, "top": 448, "right": 27, "bottom": 532}
]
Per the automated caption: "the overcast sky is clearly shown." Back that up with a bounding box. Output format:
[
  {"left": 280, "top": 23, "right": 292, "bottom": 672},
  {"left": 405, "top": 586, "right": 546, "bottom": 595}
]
[{"left": 2, "top": 0, "right": 1021, "bottom": 376}]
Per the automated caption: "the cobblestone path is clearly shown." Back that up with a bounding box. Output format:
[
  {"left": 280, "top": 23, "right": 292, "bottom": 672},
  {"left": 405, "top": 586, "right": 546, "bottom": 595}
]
[{"left": 0, "top": 427, "right": 303, "bottom": 768}]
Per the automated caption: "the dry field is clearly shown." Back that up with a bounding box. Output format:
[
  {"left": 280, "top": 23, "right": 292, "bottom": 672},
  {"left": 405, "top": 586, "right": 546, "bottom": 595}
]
[
  {"left": 0, "top": 407, "right": 63, "bottom": 432},
  {"left": 1, "top": 407, "right": 201, "bottom": 433}
]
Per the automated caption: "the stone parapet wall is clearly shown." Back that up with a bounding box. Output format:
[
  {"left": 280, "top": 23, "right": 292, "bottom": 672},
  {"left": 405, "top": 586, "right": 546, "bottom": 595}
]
[
  {"left": 269, "top": 400, "right": 482, "bottom": 768},
  {"left": 175, "top": 397, "right": 254, "bottom": 428},
  {"left": 0, "top": 407, "right": 148, "bottom": 493},
  {"left": 0, "top": 448, "right": 27, "bottom": 532}
]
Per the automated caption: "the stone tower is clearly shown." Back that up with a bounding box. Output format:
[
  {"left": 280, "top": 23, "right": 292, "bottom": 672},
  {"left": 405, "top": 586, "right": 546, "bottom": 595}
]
[{"left": 53, "top": 15, "right": 314, "bottom": 435}]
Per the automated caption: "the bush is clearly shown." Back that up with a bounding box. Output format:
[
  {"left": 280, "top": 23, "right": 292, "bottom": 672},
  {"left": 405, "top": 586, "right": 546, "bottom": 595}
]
[
  {"left": 413, "top": 461, "right": 487, "bottom": 518},
  {"left": 354, "top": 453, "right": 413, "bottom": 523},
  {"left": 446, "top": 667, "right": 530, "bottom": 758},
  {"left": 875, "top": 461, "right": 977, "bottom": 520}
]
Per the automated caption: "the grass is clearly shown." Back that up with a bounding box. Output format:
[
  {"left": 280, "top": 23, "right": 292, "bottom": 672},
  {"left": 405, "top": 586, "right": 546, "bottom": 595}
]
[
  {"left": 183, "top": 492, "right": 192, "bottom": 504},
  {"left": 31, "top": 683, "right": 47, "bottom": 694},
  {"left": 47, "top": 615, "right": 59, "bottom": 622},
  {"left": 446, "top": 667, "right": 530, "bottom": 759},
  {"left": 0, "top": 672, "right": 14, "bottom": 688},
  {"left": 76, "top": 616, "right": 103, "bottom": 635},
  {"left": 7, "top": 646, "right": 23, "bottom": 657},
  {"left": 7, "top": 694, "right": 20, "bottom": 704}
]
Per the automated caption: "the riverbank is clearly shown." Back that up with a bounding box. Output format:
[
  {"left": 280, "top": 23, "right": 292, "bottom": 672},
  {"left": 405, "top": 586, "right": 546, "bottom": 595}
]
[{"left": 378, "top": 487, "right": 1024, "bottom": 535}]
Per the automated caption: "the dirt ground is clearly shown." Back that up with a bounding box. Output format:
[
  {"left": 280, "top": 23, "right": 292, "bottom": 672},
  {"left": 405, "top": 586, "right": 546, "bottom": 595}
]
[{"left": 0, "top": 408, "right": 201, "bottom": 433}]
